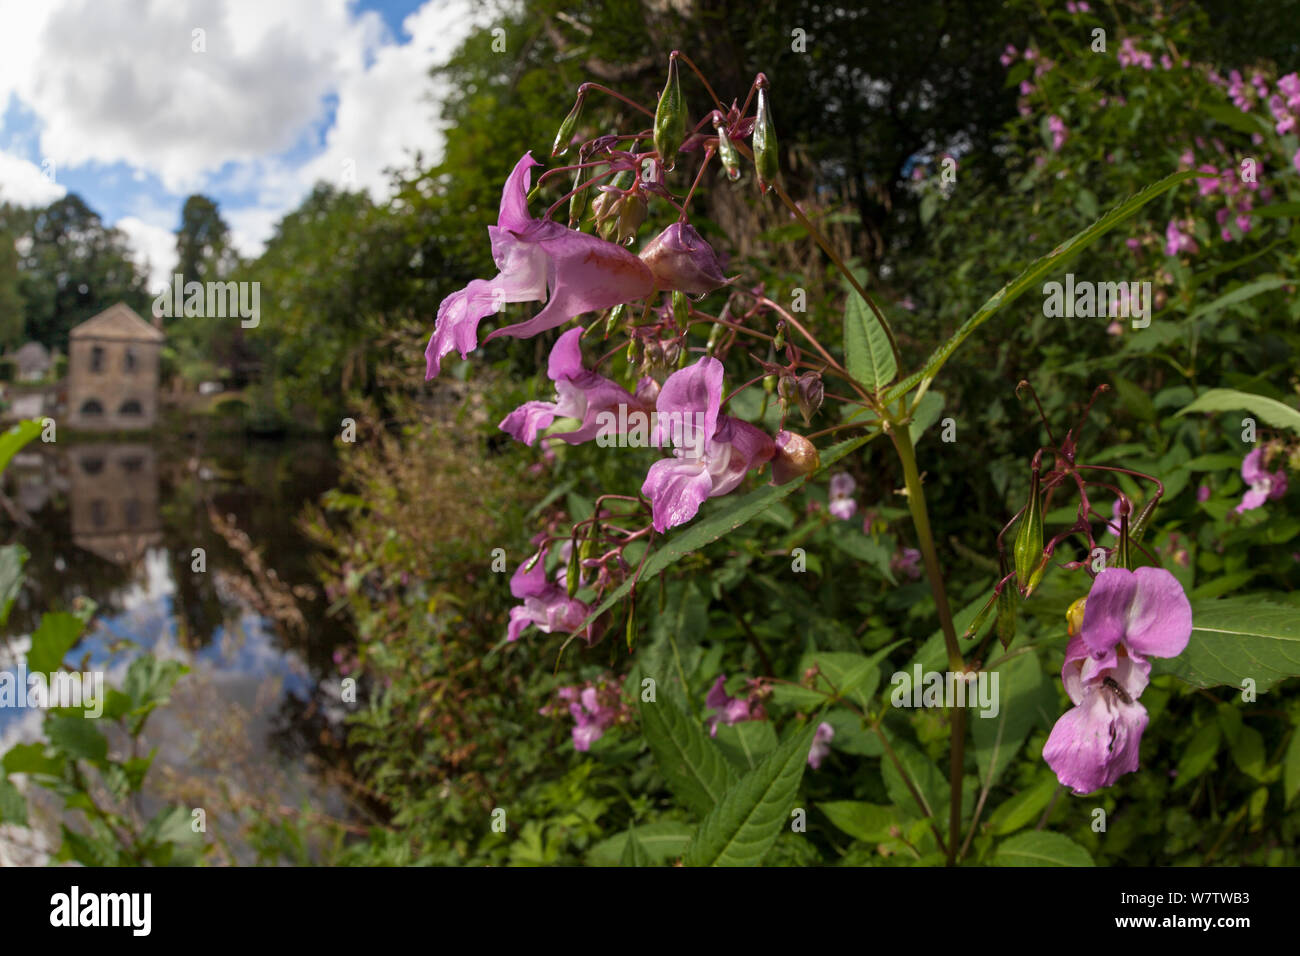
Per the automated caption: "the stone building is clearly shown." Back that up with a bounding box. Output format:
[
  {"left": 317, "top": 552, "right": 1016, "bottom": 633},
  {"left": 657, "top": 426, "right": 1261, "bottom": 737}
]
[
  {"left": 14, "top": 342, "right": 51, "bottom": 382},
  {"left": 67, "top": 303, "right": 164, "bottom": 431}
]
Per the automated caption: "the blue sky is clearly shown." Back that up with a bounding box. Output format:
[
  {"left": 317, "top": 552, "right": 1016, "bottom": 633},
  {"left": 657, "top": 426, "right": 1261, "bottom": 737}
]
[{"left": 0, "top": 0, "right": 493, "bottom": 287}]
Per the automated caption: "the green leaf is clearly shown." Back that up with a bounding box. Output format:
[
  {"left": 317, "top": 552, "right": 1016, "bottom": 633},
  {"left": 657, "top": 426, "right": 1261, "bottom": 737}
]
[
  {"left": 0, "top": 419, "right": 41, "bottom": 476},
  {"left": 1176, "top": 388, "right": 1300, "bottom": 434},
  {"left": 1285, "top": 727, "right": 1300, "bottom": 809},
  {"left": 881, "top": 734, "right": 948, "bottom": 823},
  {"left": 0, "top": 776, "right": 26, "bottom": 825},
  {"left": 972, "top": 649, "right": 1054, "bottom": 789},
  {"left": 639, "top": 695, "right": 738, "bottom": 818},
  {"left": 908, "top": 390, "right": 945, "bottom": 444},
  {"left": 683, "top": 723, "right": 816, "bottom": 866},
  {"left": 819, "top": 801, "right": 901, "bottom": 843},
  {"left": 587, "top": 822, "right": 695, "bottom": 866},
  {"left": 26, "top": 612, "right": 84, "bottom": 676},
  {"left": 843, "top": 274, "right": 896, "bottom": 392},
  {"left": 47, "top": 715, "right": 108, "bottom": 764},
  {"left": 993, "top": 830, "right": 1094, "bottom": 866},
  {"left": 886, "top": 169, "right": 1197, "bottom": 403},
  {"left": 1183, "top": 277, "right": 1292, "bottom": 324},
  {"left": 1152, "top": 599, "right": 1300, "bottom": 691},
  {"left": 714, "top": 720, "right": 779, "bottom": 771},
  {"left": 0, "top": 544, "right": 27, "bottom": 627},
  {"left": 2, "top": 742, "right": 63, "bottom": 777},
  {"left": 619, "top": 825, "right": 651, "bottom": 866},
  {"left": 986, "top": 774, "right": 1058, "bottom": 836},
  {"left": 577, "top": 433, "right": 879, "bottom": 633},
  {"left": 1174, "top": 722, "right": 1221, "bottom": 790}
]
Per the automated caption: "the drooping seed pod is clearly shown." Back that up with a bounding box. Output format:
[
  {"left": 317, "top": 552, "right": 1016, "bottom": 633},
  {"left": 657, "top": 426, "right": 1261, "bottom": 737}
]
[
  {"left": 752, "top": 77, "right": 779, "bottom": 192},
  {"left": 653, "top": 54, "right": 687, "bottom": 172},
  {"left": 552, "top": 92, "right": 585, "bottom": 158}
]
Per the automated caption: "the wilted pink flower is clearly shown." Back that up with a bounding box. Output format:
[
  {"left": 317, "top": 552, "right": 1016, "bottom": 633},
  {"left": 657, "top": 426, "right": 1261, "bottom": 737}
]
[
  {"left": 828, "top": 472, "right": 858, "bottom": 521},
  {"left": 641, "top": 358, "right": 775, "bottom": 532},
  {"left": 705, "top": 675, "right": 765, "bottom": 736},
  {"left": 1042, "top": 567, "right": 1191, "bottom": 794},
  {"left": 425, "top": 153, "right": 655, "bottom": 377},
  {"left": 638, "top": 222, "right": 728, "bottom": 296},
  {"left": 808, "top": 722, "right": 835, "bottom": 769},
  {"left": 507, "top": 549, "right": 589, "bottom": 643},
  {"left": 1236, "top": 447, "right": 1287, "bottom": 514},
  {"left": 500, "top": 327, "right": 645, "bottom": 445}
]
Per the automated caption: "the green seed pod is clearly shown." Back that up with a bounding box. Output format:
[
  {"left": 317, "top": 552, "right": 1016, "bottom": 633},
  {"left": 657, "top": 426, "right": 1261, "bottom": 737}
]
[
  {"left": 714, "top": 117, "right": 741, "bottom": 181},
  {"left": 1013, "top": 458, "right": 1044, "bottom": 595},
  {"left": 706, "top": 321, "right": 725, "bottom": 356},
  {"left": 1129, "top": 495, "right": 1159, "bottom": 546},
  {"left": 566, "top": 537, "right": 581, "bottom": 598},
  {"left": 773, "top": 323, "right": 786, "bottom": 351},
  {"left": 753, "top": 83, "right": 779, "bottom": 192},
  {"left": 995, "top": 553, "right": 1017, "bottom": 649},
  {"left": 604, "top": 303, "right": 627, "bottom": 338},
  {"left": 654, "top": 55, "right": 687, "bottom": 172},
  {"left": 672, "top": 290, "right": 690, "bottom": 332},
  {"left": 963, "top": 588, "right": 998, "bottom": 640},
  {"left": 625, "top": 601, "right": 637, "bottom": 649},
  {"left": 552, "top": 92, "right": 585, "bottom": 158},
  {"left": 568, "top": 166, "right": 589, "bottom": 227}
]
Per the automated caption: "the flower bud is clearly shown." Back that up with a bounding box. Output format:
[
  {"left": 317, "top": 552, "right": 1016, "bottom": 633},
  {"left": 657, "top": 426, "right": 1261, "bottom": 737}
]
[
  {"left": 552, "top": 92, "right": 585, "bottom": 158},
  {"left": 796, "top": 372, "right": 824, "bottom": 425},
  {"left": 1065, "top": 596, "right": 1087, "bottom": 637},
  {"left": 654, "top": 54, "right": 687, "bottom": 172},
  {"left": 771, "top": 430, "right": 820, "bottom": 484},
  {"left": 773, "top": 323, "right": 785, "bottom": 351},
  {"left": 639, "top": 222, "right": 728, "bottom": 295},
  {"left": 706, "top": 321, "right": 725, "bottom": 356},
  {"left": 616, "top": 189, "right": 648, "bottom": 245},
  {"left": 752, "top": 78, "right": 779, "bottom": 192}
]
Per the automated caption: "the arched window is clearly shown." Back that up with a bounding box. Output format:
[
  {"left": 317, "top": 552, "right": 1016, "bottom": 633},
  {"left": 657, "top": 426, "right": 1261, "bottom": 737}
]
[
  {"left": 119, "top": 399, "right": 143, "bottom": 416},
  {"left": 79, "top": 399, "right": 104, "bottom": 416}
]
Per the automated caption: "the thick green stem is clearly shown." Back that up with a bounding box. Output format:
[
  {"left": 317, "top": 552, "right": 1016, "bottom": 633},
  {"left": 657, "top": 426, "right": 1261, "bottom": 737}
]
[{"left": 890, "top": 420, "right": 965, "bottom": 866}]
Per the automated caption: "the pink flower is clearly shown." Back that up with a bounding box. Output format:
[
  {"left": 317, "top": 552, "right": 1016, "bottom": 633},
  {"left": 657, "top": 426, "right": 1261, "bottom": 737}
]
[
  {"left": 1000, "top": 45, "right": 1017, "bottom": 67},
  {"left": 1042, "top": 568, "right": 1192, "bottom": 794},
  {"left": 891, "top": 547, "right": 922, "bottom": 580},
  {"left": 499, "top": 327, "right": 645, "bottom": 446},
  {"left": 641, "top": 358, "right": 775, "bottom": 532},
  {"left": 1164, "top": 219, "right": 1198, "bottom": 257},
  {"left": 425, "top": 153, "right": 655, "bottom": 378},
  {"left": 1048, "top": 115, "right": 1068, "bottom": 152},
  {"left": 507, "top": 549, "right": 590, "bottom": 643},
  {"left": 705, "top": 675, "right": 765, "bottom": 736},
  {"left": 1197, "top": 484, "right": 1211, "bottom": 503},
  {"left": 1236, "top": 447, "right": 1287, "bottom": 514},
  {"left": 828, "top": 472, "right": 858, "bottom": 521},
  {"left": 808, "top": 722, "right": 835, "bottom": 769}
]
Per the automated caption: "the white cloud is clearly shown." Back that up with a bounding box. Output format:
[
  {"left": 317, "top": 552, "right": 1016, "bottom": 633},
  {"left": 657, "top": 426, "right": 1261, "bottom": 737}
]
[
  {"left": 0, "top": 0, "right": 498, "bottom": 259},
  {"left": 116, "top": 216, "right": 178, "bottom": 291},
  {"left": 0, "top": 150, "right": 66, "bottom": 206}
]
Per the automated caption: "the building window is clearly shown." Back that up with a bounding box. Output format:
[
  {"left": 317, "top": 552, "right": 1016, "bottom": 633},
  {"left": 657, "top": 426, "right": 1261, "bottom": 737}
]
[
  {"left": 124, "top": 347, "right": 138, "bottom": 373},
  {"left": 80, "top": 457, "right": 105, "bottom": 475},
  {"left": 124, "top": 499, "right": 141, "bottom": 528},
  {"left": 79, "top": 399, "right": 104, "bottom": 416},
  {"left": 119, "top": 399, "right": 143, "bottom": 416},
  {"left": 90, "top": 499, "right": 107, "bottom": 529},
  {"left": 91, "top": 346, "right": 105, "bottom": 372}
]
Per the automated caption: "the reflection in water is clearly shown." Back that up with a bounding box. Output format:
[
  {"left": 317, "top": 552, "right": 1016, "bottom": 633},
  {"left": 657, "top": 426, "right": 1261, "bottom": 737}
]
[{"left": 1, "top": 436, "right": 358, "bottom": 864}]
